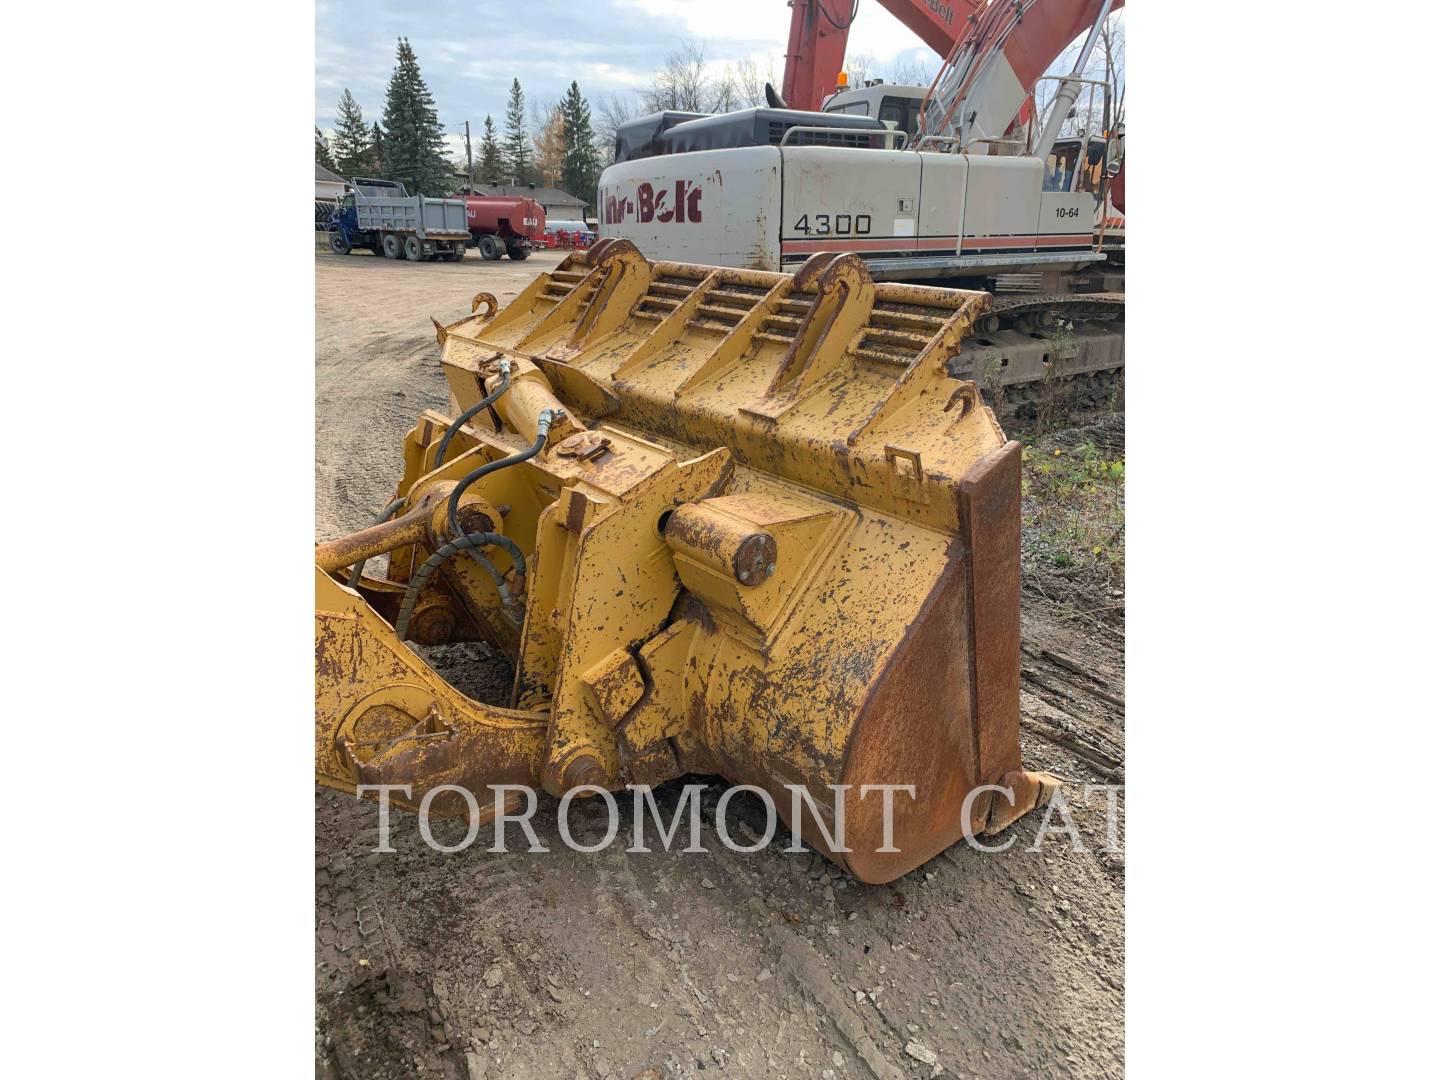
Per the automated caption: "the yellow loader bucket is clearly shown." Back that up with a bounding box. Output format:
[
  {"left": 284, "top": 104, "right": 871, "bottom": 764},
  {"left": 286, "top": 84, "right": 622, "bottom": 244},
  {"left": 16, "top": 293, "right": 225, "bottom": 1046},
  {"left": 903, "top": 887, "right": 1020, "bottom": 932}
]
[{"left": 315, "top": 240, "right": 1057, "bottom": 883}]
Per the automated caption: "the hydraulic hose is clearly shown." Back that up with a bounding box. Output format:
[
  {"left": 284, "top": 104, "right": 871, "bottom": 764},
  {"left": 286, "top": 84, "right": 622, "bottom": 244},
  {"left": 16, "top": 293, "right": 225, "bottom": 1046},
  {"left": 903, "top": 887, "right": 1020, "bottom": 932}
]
[
  {"left": 432, "top": 359, "right": 513, "bottom": 470},
  {"left": 396, "top": 532, "right": 518, "bottom": 640},
  {"left": 472, "top": 532, "right": 527, "bottom": 583},
  {"left": 816, "top": 0, "right": 859, "bottom": 32},
  {"left": 395, "top": 407, "right": 559, "bottom": 640},
  {"left": 445, "top": 408, "right": 559, "bottom": 584},
  {"left": 346, "top": 497, "right": 408, "bottom": 589}
]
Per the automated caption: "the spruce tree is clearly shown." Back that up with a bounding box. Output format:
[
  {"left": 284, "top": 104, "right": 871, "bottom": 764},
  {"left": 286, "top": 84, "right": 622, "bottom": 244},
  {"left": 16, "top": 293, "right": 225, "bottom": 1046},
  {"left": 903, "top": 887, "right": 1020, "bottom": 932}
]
[
  {"left": 380, "top": 37, "right": 450, "bottom": 195},
  {"left": 315, "top": 127, "right": 337, "bottom": 171},
  {"left": 503, "top": 78, "right": 534, "bottom": 185},
  {"left": 478, "top": 115, "right": 503, "bottom": 185},
  {"left": 368, "top": 123, "right": 385, "bottom": 177},
  {"left": 560, "top": 81, "right": 601, "bottom": 210},
  {"left": 332, "top": 89, "right": 372, "bottom": 177}
]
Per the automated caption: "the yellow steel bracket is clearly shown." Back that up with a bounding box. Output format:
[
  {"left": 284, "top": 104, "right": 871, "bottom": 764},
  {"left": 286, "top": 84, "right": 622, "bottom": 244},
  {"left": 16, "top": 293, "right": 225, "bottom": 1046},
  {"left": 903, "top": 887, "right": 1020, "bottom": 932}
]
[
  {"left": 533, "top": 444, "right": 734, "bottom": 795},
  {"left": 315, "top": 567, "right": 549, "bottom": 816}
]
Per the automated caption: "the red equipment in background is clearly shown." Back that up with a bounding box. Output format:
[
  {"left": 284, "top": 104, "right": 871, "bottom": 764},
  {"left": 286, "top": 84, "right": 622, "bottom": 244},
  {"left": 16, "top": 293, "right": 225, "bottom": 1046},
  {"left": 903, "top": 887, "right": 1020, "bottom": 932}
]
[
  {"left": 781, "top": 0, "right": 982, "bottom": 111},
  {"left": 546, "top": 230, "right": 593, "bottom": 250},
  {"left": 452, "top": 193, "right": 546, "bottom": 261}
]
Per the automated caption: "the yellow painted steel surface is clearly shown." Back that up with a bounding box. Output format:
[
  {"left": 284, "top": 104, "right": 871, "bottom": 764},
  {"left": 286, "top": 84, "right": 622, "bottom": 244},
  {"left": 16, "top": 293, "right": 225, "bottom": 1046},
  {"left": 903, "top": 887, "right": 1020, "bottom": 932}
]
[{"left": 315, "top": 241, "right": 1057, "bottom": 882}]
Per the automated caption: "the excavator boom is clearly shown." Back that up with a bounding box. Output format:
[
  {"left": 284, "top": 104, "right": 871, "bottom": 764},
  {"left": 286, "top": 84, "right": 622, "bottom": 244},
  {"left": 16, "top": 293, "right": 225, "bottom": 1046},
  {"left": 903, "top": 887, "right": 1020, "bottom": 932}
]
[
  {"left": 782, "top": 0, "right": 983, "bottom": 110},
  {"left": 921, "top": 0, "right": 1125, "bottom": 146},
  {"left": 782, "top": 0, "right": 1124, "bottom": 146}
]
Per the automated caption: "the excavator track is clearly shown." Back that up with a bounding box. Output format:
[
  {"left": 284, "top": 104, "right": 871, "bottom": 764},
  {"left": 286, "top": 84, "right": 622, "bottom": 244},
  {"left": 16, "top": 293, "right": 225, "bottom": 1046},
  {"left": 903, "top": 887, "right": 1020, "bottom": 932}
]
[{"left": 948, "top": 291, "right": 1124, "bottom": 423}]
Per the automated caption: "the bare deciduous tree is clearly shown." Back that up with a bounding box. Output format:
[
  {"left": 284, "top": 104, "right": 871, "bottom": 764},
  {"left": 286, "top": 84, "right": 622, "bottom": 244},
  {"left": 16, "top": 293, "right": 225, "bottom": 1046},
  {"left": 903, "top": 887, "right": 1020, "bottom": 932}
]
[
  {"left": 644, "top": 40, "right": 710, "bottom": 113},
  {"left": 839, "top": 51, "right": 933, "bottom": 91},
  {"left": 709, "top": 70, "right": 740, "bottom": 113},
  {"left": 1101, "top": 15, "right": 1125, "bottom": 128},
  {"left": 532, "top": 103, "right": 566, "bottom": 186},
  {"left": 732, "top": 56, "right": 775, "bottom": 106},
  {"left": 888, "top": 54, "right": 934, "bottom": 87},
  {"left": 594, "top": 92, "right": 639, "bottom": 166},
  {"left": 844, "top": 52, "right": 876, "bottom": 86},
  {"left": 642, "top": 41, "right": 778, "bottom": 117}
]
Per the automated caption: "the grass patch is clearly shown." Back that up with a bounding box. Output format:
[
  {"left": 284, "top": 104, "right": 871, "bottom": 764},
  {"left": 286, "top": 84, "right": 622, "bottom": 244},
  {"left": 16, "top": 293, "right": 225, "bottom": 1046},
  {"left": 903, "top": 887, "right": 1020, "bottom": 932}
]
[{"left": 1021, "top": 418, "right": 1125, "bottom": 597}]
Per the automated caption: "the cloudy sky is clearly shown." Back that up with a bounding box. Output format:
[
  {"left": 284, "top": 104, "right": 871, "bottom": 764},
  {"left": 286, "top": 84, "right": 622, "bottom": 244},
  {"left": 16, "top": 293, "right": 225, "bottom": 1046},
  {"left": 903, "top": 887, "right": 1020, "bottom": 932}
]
[{"left": 315, "top": 0, "right": 938, "bottom": 152}]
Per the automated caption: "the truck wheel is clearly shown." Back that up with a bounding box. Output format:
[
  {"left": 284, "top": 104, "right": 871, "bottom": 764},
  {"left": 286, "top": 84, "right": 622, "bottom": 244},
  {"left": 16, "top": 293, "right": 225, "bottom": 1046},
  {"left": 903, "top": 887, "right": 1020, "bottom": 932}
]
[
  {"left": 404, "top": 236, "right": 424, "bottom": 261},
  {"left": 478, "top": 234, "right": 501, "bottom": 261},
  {"left": 381, "top": 233, "right": 402, "bottom": 259},
  {"left": 506, "top": 242, "right": 529, "bottom": 261},
  {"left": 329, "top": 233, "right": 351, "bottom": 256},
  {"left": 451, "top": 241, "right": 467, "bottom": 259}
]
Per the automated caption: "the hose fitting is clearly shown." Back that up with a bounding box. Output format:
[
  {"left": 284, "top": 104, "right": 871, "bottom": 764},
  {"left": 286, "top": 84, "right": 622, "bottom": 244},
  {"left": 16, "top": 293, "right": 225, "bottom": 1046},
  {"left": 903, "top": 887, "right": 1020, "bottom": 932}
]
[{"left": 433, "top": 358, "right": 514, "bottom": 469}]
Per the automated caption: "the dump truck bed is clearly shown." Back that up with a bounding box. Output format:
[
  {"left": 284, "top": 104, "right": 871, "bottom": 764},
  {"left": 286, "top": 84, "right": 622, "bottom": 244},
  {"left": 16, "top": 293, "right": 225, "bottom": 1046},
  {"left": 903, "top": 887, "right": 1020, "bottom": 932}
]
[{"left": 354, "top": 193, "right": 469, "bottom": 239}]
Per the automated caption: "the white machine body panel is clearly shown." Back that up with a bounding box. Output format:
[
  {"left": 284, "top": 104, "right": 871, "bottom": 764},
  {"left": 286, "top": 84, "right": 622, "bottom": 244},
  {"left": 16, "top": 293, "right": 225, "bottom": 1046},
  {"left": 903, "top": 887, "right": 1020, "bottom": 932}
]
[
  {"left": 597, "top": 146, "right": 781, "bottom": 270},
  {"left": 955, "top": 56, "right": 1028, "bottom": 147},
  {"left": 778, "top": 147, "right": 922, "bottom": 265},
  {"left": 597, "top": 144, "right": 1099, "bottom": 275},
  {"left": 1037, "top": 189, "right": 1097, "bottom": 247},
  {"left": 960, "top": 156, "right": 1045, "bottom": 252},
  {"left": 916, "top": 152, "right": 969, "bottom": 257}
]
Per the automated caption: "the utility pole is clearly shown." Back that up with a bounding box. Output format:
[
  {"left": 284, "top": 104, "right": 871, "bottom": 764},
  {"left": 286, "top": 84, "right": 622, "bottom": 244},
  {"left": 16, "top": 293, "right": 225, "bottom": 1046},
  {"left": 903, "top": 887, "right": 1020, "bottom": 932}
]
[{"left": 464, "top": 120, "right": 474, "bottom": 190}]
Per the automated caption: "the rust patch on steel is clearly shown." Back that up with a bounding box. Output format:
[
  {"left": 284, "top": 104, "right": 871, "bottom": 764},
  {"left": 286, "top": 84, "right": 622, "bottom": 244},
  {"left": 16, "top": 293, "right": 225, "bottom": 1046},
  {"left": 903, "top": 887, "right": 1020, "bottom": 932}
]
[
  {"left": 564, "top": 490, "right": 589, "bottom": 534},
  {"left": 835, "top": 539, "right": 979, "bottom": 884},
  {"left": 731, "top": 532, "right": 777, "bottom": 586},
  {"left": 959, "top": 441, "right": 1024, "bottom": 790},
  {"left": 553, "top": 431, "right": 613, "bottom": 461}
]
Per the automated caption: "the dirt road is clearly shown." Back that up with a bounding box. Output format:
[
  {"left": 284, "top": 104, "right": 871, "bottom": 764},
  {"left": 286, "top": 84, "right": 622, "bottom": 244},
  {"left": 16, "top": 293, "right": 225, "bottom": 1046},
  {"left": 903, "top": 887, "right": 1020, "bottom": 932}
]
[
  {"left": 315, "top": 248, "right": 1125, "bottom": 1080},
  {"left": 315, "top": 247, "right": 569, "bottom": 540}
]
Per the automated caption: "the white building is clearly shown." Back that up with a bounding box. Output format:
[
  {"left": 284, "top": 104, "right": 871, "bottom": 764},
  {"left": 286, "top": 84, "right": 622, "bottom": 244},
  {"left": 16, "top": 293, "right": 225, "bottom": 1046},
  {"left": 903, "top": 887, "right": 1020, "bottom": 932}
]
[{"left": 315, "top": 163, "right": 348, "bottom": 201}]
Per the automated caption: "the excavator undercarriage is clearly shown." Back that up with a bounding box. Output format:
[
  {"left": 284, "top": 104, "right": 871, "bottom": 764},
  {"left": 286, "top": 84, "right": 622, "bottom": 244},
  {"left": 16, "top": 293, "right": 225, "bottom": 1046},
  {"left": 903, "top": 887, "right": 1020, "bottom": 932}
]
[
  {"left": 957, "top": 290, "right": 1124, "bottom": 421},
  {"left": 315, "top": 239, "right": 1060, "bottom": 883}
]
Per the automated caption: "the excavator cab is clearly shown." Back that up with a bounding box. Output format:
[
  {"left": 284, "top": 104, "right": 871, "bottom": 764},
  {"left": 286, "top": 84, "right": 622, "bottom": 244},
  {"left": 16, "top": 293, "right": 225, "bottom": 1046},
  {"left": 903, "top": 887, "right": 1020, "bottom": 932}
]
[
  {"left": 822, "top": 82, "right": 928, "bottom": 139},
  {"left": 1044, "top": 134, "right": 1110, "bottom": 194}
]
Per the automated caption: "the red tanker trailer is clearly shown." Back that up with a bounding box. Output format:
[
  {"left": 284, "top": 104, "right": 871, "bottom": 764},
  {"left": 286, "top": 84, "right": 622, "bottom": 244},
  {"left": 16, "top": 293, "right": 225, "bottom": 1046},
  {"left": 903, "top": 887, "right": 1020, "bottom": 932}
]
[{"left": 453, "top": 193, "right": 545, "bottom": 261}]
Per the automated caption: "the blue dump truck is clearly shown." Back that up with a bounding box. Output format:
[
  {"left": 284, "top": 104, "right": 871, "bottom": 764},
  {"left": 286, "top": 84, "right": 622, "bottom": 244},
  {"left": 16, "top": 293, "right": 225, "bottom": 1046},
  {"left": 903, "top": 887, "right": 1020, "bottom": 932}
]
[{"left": 327, "top": 178, "right": 470, "bottom": 261}]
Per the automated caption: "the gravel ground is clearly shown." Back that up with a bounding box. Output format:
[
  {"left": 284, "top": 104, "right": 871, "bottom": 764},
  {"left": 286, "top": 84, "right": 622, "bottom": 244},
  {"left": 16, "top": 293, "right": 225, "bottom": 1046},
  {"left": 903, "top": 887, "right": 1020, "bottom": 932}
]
[{"left": 314, "top": 245, "right": 1126, "bottom": 1080}]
